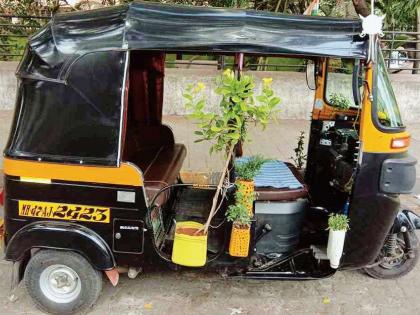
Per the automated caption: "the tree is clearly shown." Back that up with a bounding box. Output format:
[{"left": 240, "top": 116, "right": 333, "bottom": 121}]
[{"left": 352, "top": 0, "right": 370, "bottom": 17}]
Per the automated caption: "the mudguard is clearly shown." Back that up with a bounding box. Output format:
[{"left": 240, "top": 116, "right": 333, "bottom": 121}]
[{"left": 5, "top": 221, "right": 115, "bottom": 270}]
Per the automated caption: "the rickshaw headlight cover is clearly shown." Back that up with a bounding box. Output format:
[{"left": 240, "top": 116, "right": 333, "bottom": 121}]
[{"left": 391, "top": 136, "right": 410, "bottom": 149}]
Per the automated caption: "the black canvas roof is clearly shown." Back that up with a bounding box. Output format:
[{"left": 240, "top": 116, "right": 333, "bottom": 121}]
[{"left": 29, "top": 1, "right": 368, "bottom": 67}]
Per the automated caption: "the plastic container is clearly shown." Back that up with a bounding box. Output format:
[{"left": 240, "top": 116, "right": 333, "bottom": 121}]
[
  {"left": 171, "top": 221, "right": 207, "bottom": 267},
  {"left": 237, "top": 179, "right": 254, "bottom": 215},
  {"left": 327, "top": 229, "right": 346, "bottom": 269},
  {"left": 229, "top": 224, "right": 251, "bottom": 257},
  {"left": 255, "top": 199, "right": 307, "bottom": 255}
]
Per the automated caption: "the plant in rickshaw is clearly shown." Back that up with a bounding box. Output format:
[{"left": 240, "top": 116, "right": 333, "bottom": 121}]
[
  {"left": 227, "top": 155, "right": 267, "bottom": 256},
  {"left": 291, "top": 131, "right": 307, "bottom": 170},
  {"left": 328, "top": 92, "right": 352, "bottom": 119},
  {"left": 233, "top": 155, "right": 266, "bottom": 214},
  {"left": 329, "top": 92, "right": 351, "bottom": 110},
  {"left": 225, "top": 186, "right": 255, "bottom": 256},
  {"left": 183, "top": 69, "right": 280, "bottom": 239},
  {"left": 327, "top": 213, "right": 350, "bottom": 269}
]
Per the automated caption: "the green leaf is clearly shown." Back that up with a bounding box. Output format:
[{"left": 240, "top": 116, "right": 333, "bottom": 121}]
[
  {"left": 183, "top": 93, "right": 193, "bottom": 101},
  {"left": 232, "top": 96, "right": 242, "bottom": 103},
  {"left": 256, "top": 95, "right": 268, "bottom": 103},
  {"left": 269, "top": 97, "right": 281, "bottom": 107}
]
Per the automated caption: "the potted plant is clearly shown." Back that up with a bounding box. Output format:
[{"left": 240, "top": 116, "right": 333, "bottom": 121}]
[
  {"left": 183, "top": 69, "right": 280, "bottom": 235},
  {"left": 225, "top": 156, "right": 266, "bottom": 257},
  {"left": 327, "top": 213, "right": 350, "bottom": 269},
  {"left": 291, "top": 131, "right": 307, "bottom": 176},
  {"left": 226, "top": 201, "right": 252, "bottom": 257},
  {"left": 235, "top": 155, "right": 266, "bottom": 215}
]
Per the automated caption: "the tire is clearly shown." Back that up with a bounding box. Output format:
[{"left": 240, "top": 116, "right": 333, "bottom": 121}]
[
  {"left": 24, "top": 249, "right": 103, "bottom": 315},
  {"left": 364, "top": 230, "right": 419, "bottom": 279}
]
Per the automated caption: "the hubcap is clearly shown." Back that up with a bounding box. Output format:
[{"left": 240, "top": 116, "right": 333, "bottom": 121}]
[{"left": 39, "top": 264, "right": 81, "bottom": 304}]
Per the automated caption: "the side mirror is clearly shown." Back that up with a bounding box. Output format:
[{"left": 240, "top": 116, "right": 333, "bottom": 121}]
[
  {"left": 352, "top": 60, "right": 363, "bottom": 106},
  {"left": 305, "top": 60, "right": 317, "bottom": 90}
]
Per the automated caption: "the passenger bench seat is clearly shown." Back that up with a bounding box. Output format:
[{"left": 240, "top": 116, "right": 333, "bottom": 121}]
[
  {"left": 124, "top": 124, "right": 186, "bottom": 207},
  {"left": 137, "top": 144, "right": 186, "bottom": 206}
]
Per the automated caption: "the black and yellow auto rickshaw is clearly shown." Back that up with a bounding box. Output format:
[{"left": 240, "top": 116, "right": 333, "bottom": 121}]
[{"left": 1, "top": 2, "right": 419, "bottom": 314}]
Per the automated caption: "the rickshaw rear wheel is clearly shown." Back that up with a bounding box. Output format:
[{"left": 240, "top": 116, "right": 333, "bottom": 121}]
[
  {"left": 363, "top": 230, "right": 419, "bottom": 279},
  {"left": 24, "top": 249, "right": 103, "bottom": 315}
]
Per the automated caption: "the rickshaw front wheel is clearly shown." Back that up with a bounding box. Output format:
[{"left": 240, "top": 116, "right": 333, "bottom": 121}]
[
  {"left": 363, "top": 230, "right": 419, "bottom": 279},
  {"left": 24, "top": 249, "right": 103, "bottom": 315}
]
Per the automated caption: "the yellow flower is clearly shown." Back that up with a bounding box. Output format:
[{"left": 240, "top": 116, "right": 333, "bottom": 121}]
[
  {"left": 378, "top": 111, "right": 388, "bottom": 120},
  {"left": 195, "top": 82, "right": 206, "bottom": 92},
  {"left": 263, "top": 77, "right": 273, "bottom": 86},
  {"left": 223, "top": 68, "right": 234, "bottom": 79}
]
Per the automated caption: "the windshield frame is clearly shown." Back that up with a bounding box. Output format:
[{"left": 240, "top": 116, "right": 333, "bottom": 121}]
[
  {"left": 324, "top": 58, "right": 363, "bottom": 110},
  {"left": 372, "top": 48, "right": 405, "bottom": 133}
]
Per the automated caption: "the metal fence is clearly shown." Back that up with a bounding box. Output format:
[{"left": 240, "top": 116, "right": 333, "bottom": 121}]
[
  {"left": 1, "top": 14, "right": 420, "bottom": 74},
  {"left": 382, "top": 31, "right": 420, "bottom": 74},
  {"left": 0, "top": 14, "right": 49, "bottom": 60}
]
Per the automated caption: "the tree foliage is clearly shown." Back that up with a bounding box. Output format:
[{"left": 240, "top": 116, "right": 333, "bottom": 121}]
[
  {"left": 0, "top": 0, "right": 62, "bottom": 15},
  {"left": 183, "top": 69, "right": 280, "bottom": 154},
  {"left": 377, "top": 0, "right": 419, "bottom": 30}
]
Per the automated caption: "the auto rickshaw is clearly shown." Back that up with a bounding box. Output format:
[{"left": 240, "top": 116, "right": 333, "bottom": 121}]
[{"left": 1, "top": 2, "right": 419, "bottom": 314}]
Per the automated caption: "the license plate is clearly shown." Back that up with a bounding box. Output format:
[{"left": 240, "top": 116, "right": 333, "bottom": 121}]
[{"left": 18, "top": 200, "right": 110, "bottom": 224}]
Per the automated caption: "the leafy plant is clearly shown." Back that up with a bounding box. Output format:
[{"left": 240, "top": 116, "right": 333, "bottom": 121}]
[
  {"left": 327, "top": 214, "right": 350, "bottom": 231},
  {"left": 235, "top": 155, "right": 266, "bottom": 181},
  {"left": 226, "top": 171, "right": 256, "bottom": 227},
  {"left": 329, "top": 93, "right": 351, "bottom": 110},
  {"left": 183, "top": 69, "right": 280, "bottom": 234},
  {"left": 226, "top": 203, "right": 252, "bottom": 227},
  {"left": 291, "top": 131, "right": 307, "bottom": 169},
  {"left": 183, "top": 69, "right": 280, "bottom": 154}
]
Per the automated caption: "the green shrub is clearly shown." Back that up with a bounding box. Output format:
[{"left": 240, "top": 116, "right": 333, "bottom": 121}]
[
  {"left": 327, "top": 214, "right": 350, "bottom": 231},
  {"left": 329, "top": 93, "right": 351, "bottom": 110},
  {"left": 226, "top": 203, "right": 251, "bottom": 227},
  {"left": 235, "top": 155, "right": 267, "bottom": 181},
  {"left": 291, "top": 131, "right": 307, "bottom": 169}
]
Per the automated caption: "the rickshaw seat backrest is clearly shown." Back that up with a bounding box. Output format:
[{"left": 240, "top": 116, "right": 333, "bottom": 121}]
[
  {"left": 123, "top": 123, "right": 186, "bottom": 207},
  {"left": 123, "top": 123, "right": 175, "bottom": 161},
  {"left": 139, "top": 143, "right": 187, "bottom": 206}
]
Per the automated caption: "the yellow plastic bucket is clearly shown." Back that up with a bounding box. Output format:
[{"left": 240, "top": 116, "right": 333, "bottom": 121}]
[{"left": 172, "top": 221, "right": 207, "bottom": 267}]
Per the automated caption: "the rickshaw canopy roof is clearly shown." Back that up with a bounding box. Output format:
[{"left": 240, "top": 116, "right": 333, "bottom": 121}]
[
  {"left": 7, "top": 2, "right": 368, "bottom": 167},
  {"left": 30, "top": 1, "right": 367, "bottom": 67}
]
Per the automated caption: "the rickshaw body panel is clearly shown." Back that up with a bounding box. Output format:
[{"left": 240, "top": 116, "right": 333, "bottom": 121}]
[
  {"left": 309, "top": 59, "right": 416, "bottom": 269},
  {"left": 341, "top": 63, "right": 416, "bottom": 268},
  {"left": 2, "top": 174, "right": 151, "bottom": 269}
]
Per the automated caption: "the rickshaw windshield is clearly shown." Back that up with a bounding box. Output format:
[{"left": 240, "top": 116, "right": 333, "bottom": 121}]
[{"left": 374, "top": 50, "right": 404, "bottom": 129}]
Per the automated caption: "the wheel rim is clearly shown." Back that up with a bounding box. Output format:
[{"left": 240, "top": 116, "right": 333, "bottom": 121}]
[{"left": 39, "top": 264, "right": 81, "bottom": 304}]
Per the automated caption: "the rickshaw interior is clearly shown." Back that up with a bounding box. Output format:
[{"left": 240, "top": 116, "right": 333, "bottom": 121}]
[{"left": 122, "top": 49, "right": 363, "bottom": 265}]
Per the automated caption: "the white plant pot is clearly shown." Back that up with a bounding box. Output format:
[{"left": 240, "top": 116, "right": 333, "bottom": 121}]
[{"left": 327, "top": 229, "right": 346, "bottom": 269}]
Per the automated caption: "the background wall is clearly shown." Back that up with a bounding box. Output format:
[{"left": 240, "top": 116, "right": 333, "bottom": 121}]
[{"left": 2, "top": 62, "right": 420, "bottom": 122}]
